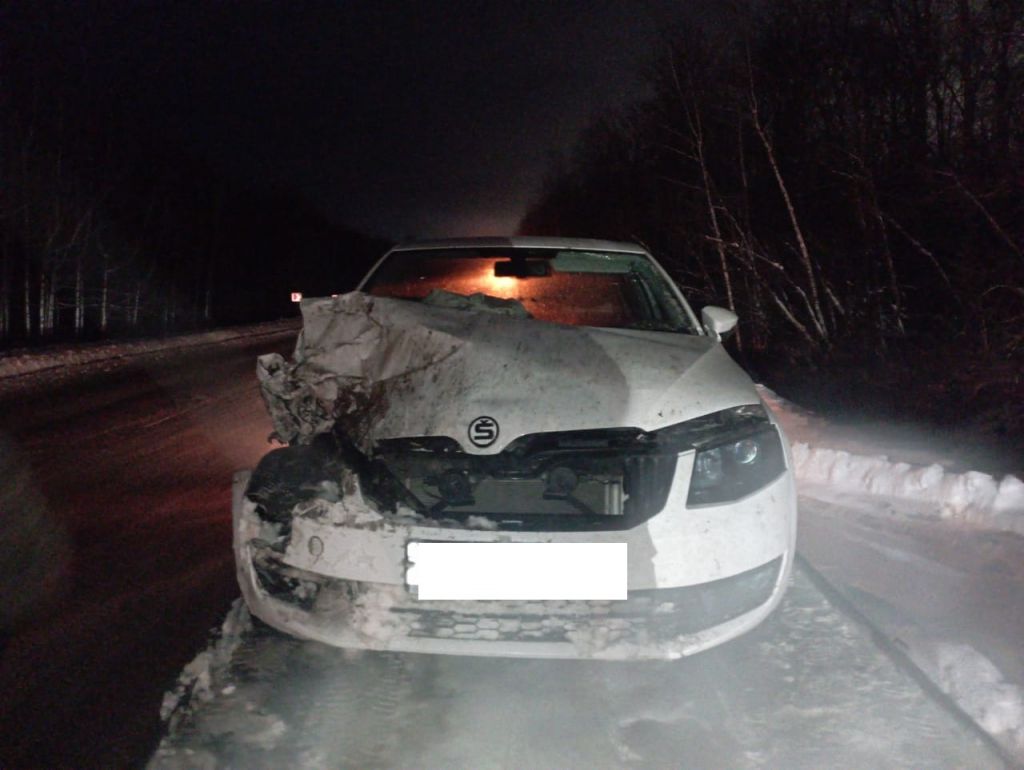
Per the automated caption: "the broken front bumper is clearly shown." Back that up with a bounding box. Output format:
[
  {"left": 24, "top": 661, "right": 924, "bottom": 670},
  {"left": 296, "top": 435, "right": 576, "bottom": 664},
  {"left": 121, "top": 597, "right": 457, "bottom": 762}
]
[{"left": 233, "top": 454, "right": 796, "bottom": 660}]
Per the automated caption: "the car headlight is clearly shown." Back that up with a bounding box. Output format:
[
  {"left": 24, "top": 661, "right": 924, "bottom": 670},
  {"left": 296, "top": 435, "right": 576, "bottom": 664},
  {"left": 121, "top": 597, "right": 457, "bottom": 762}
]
[{"left": 649, "top": 405, "right": 786, "bottom": 507}]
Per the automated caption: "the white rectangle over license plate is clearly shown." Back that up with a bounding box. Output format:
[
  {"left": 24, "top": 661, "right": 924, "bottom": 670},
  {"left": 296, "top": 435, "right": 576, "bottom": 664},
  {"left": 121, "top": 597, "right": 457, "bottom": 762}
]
[{"left": 406, "top": 542, "right": 627, "bottom": 600}]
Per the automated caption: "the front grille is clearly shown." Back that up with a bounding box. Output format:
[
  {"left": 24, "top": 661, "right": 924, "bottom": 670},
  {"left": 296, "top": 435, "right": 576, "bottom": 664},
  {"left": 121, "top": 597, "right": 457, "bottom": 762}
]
[
  {"left": 623, "top": 454, "right": 675, "bottom": 521},
  {"left": 372, "top": 429, "right": 678, "bottom": 531}
]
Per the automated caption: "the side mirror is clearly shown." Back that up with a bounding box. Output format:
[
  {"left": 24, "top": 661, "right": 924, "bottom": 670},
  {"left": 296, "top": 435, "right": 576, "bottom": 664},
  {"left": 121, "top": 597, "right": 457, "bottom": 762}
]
[{"left": 701, "top": 306, "right": 738, "bottom": 341}]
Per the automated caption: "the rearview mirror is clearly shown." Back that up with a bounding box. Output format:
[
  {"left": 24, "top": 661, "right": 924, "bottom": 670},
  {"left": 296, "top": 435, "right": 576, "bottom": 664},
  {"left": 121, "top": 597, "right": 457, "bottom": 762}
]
[
  {"left": 701, "top": 306, "right": 738, "bottom": 341},
  {"left": 494, "top": 259, "right": 550, "bottom": 278}
]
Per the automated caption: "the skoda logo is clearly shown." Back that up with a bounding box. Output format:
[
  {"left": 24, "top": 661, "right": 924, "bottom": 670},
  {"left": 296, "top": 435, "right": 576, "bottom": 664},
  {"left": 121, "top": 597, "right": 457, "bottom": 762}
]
[{"left": 468, "top": 416, "right": 499, "bottom": 448}]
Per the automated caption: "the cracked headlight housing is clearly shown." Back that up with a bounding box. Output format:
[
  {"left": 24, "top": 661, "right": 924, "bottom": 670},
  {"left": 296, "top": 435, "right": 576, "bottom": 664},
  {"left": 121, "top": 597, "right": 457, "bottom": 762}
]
[{"left": 651, "top": 405, "right": 786, "bottom": 507}]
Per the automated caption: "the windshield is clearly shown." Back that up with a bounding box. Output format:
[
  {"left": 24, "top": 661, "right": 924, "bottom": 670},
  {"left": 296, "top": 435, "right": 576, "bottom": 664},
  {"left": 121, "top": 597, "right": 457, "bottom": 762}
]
[{"left": 362, "top": 248, "right": 697, "bottom": 333}]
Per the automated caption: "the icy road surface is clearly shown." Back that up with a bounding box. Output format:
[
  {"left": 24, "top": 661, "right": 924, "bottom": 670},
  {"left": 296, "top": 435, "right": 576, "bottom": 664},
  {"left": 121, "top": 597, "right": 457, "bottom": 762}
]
[{"left": 151, "top": 567, "right": 1002, "bottom": 769}]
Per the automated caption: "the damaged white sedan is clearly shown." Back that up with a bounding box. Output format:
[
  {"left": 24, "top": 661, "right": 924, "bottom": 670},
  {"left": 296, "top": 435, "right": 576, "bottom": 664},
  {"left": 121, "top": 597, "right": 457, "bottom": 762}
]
[{"left": 234, "top": 237, "right": 797, "bottom": 659}]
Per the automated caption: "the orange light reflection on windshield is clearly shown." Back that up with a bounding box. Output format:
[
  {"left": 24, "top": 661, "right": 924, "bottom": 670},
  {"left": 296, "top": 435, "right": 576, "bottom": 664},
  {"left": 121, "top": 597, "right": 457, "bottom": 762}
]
[{"left": 478, "top": 268, "right": 518, "bottom": 297}]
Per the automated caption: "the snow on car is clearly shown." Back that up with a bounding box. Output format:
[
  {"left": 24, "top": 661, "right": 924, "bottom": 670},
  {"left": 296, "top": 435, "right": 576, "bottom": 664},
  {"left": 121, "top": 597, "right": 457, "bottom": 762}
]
[{"left": 233, "top": 237, "right": 797, "bottom": 659}]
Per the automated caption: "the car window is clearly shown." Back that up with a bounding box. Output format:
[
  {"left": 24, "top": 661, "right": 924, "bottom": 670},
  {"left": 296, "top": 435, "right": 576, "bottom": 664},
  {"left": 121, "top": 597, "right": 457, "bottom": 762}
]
[{"left": 363, "top": 248, "right": 697, "bottom": 333}]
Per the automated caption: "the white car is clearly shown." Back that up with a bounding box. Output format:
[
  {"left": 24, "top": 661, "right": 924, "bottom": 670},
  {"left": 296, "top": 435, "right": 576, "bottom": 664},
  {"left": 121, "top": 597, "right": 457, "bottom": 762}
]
[{"left": 234, "top": 237, "right": 797, "bottom": 659}]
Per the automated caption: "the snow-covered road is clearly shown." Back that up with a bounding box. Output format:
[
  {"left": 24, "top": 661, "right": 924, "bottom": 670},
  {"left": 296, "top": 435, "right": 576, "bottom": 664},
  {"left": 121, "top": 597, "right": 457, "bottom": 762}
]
[
  {"left": 1, "top": 327, "right": 1021, "bottom": 768},
  {"left": 150, "top": 568, "right": 1001, "bottom": 769}
]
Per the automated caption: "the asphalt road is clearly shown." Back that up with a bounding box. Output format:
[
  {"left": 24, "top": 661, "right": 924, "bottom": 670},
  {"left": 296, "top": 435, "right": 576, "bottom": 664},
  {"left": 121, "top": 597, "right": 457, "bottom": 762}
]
[{"left": 0, "top": 331, "right": 295, "bottom": 769}]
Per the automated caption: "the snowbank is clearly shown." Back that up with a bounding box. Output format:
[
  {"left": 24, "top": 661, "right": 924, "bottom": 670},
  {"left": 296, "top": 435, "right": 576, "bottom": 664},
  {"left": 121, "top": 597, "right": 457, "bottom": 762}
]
[
  {"left": 914, "top": 642, "right": 1024, "bottom": 755},
  {"left": 760, "top": 386, "right": 1024, "bottom": 535},
  {"left": 159, "top": 599, "right": 253, "bottom": 731},
  {"left": 0, "top": 319, "right": 299, "bottom": 380},
  {"left": 791, "top": 444, "right": 1024, "bottom": 534}
]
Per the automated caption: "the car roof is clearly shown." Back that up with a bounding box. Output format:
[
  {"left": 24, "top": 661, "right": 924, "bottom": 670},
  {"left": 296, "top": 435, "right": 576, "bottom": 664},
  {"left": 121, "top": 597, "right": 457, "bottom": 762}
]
[{"left": 388, "top": 236, "right": 648, "bottom": 254}]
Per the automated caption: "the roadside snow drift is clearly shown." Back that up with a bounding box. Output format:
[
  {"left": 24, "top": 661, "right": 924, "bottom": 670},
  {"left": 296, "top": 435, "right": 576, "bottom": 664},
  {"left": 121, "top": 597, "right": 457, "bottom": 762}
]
[
  {"left": 919, "top": 642, "right": 1024, "bottom": 755},
  {"left": 160, "top": 600, "right": 253, "bottom": 734},
  {"left": 790, "top": 444, "right": 1024, "bottom": 532},
  {"left": 760, "top": 387, "right": 1024, "bottom": 535},
  {"left": 0, "top": 320, "right": 298, "bottom": 380}
]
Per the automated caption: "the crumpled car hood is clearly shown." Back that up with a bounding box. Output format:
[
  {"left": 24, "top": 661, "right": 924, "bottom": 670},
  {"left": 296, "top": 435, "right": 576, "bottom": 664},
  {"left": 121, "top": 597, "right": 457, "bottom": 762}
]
[{"left": 258, "top": 292, "right": 760, "bottom": 454}]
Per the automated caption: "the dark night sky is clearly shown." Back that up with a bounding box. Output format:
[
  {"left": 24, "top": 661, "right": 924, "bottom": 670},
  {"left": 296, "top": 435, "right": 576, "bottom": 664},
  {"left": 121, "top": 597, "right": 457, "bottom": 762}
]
[{"left": 6, "top": 1, "right": 704, "bottom": 240}]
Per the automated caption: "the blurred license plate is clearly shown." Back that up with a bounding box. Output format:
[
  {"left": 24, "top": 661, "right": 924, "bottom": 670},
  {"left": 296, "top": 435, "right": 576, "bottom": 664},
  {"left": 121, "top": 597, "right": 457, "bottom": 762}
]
[{"left": 405, "top": 542, "right": 627, "bottom": 601}]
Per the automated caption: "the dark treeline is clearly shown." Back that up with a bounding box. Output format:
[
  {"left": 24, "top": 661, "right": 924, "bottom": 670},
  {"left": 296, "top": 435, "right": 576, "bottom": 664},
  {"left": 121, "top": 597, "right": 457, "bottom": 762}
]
[
  {"left": 522, "top": 0, "right": 1023, "bottom": 406},
  {"left": 0, "top": 3, "right": 386, "bottom": 349}
]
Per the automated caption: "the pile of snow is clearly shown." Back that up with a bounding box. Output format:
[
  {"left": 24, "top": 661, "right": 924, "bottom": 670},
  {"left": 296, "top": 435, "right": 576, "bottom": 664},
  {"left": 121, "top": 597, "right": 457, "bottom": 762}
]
[
  {"left": 914, "top": 642, "right": 1024, "bottom": 755},
  {"left": 160, "top": 600, "right": 253, "bottom": 731},
  {"left": 791, "top": 444, "right": 1024, "bottom": 534},
  {"left": 0, "top": 319, "right": 298, "bottom": 380},
  {"left": 760, "top": 386, "right": 1024, "bottom": 535}
]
